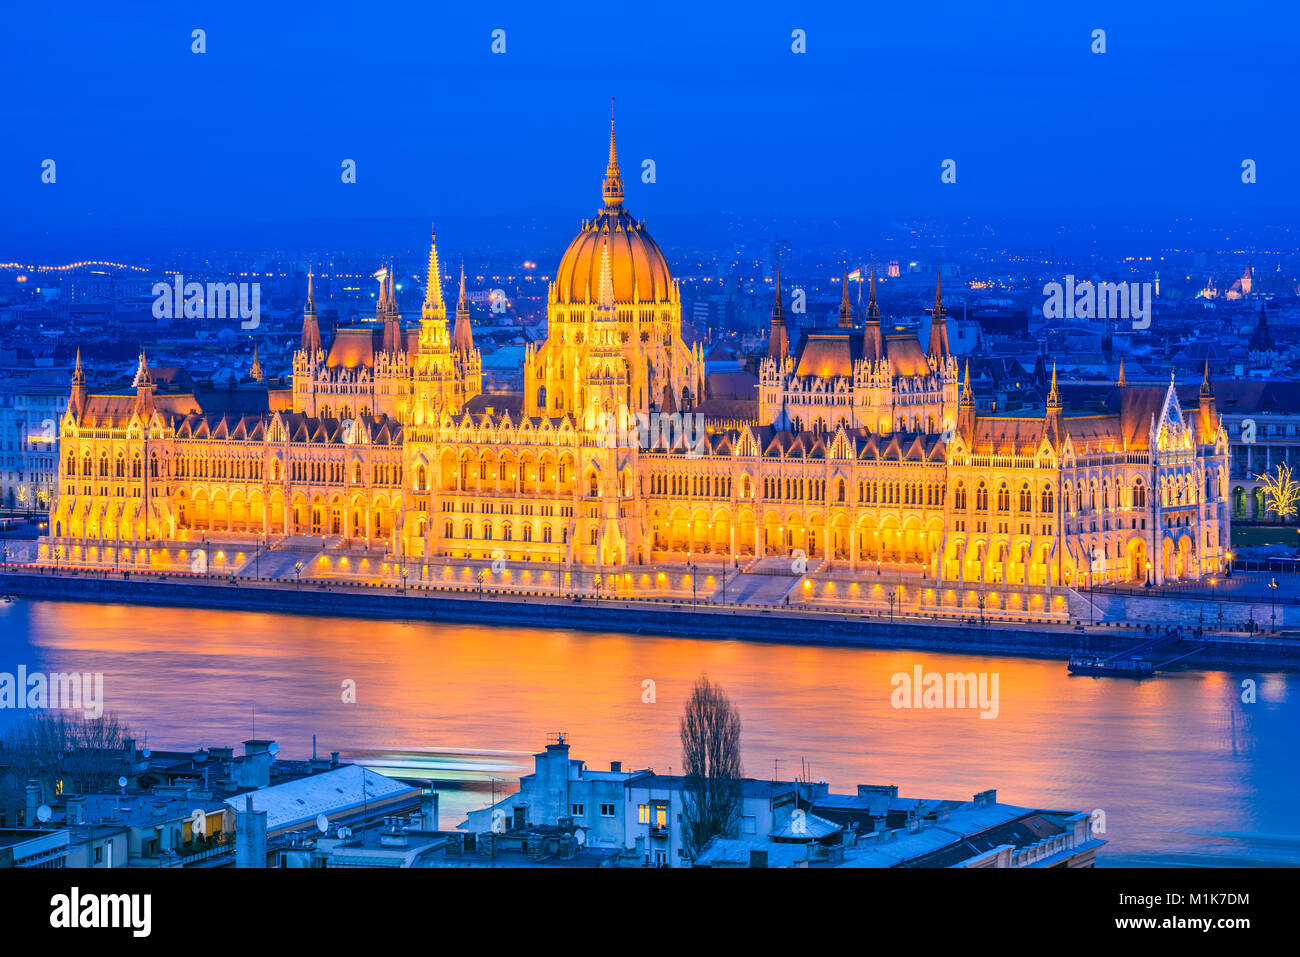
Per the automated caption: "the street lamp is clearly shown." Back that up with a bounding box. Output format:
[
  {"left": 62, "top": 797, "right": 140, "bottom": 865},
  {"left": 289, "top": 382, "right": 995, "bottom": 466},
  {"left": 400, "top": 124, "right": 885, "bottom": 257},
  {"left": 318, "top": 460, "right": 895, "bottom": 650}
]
[
  {"left": 690, "top": 562, "right": 697, "bottom": 609},
  {"left": 977, "top": 592, "right": 986, "bottom": 626},
  {"left": 1225, "top": 551, "right": 1233, "bottom": 579},
  {"left": 294, "top": 560, "right": 303, "bottom": 588},
  {"left": 402, "top": 565, "right": 410, "bottom": 597},
  {"left": 888, "top": 588, "right": 897, "bottom": 624},
  {"left": 1144, "top": 560, "right": 1152, "bottom": 588},
  {"left": 1269, "top": 576, "right": 1278, "bottom": 632}
]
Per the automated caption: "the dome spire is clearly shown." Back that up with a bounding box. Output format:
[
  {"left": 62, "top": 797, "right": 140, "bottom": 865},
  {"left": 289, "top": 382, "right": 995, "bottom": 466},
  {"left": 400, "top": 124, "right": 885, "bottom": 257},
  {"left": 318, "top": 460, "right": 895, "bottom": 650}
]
[{"left": 602, "top": 97, "right": 624, "bottom": 209}]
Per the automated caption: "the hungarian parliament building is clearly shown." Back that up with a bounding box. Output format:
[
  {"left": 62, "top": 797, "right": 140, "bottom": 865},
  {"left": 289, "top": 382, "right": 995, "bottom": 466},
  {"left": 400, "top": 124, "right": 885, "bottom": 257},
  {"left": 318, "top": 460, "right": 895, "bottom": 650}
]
[{"left": 46, "top": 119, "right": 1231, "bottom": 604}]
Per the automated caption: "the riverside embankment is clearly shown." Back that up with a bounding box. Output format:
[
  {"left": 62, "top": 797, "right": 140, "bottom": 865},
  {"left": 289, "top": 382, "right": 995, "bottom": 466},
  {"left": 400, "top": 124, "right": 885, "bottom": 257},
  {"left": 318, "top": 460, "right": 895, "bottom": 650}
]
[{"left": 3, "top": 569, "right": 1297, "bottom": 670}]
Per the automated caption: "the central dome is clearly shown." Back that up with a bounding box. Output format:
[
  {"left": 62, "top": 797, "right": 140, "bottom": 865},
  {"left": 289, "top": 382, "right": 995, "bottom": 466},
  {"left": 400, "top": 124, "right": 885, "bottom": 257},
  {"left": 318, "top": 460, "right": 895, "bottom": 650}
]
[{"left": 552, "top": 118, "right": 674, "bottom": 305}]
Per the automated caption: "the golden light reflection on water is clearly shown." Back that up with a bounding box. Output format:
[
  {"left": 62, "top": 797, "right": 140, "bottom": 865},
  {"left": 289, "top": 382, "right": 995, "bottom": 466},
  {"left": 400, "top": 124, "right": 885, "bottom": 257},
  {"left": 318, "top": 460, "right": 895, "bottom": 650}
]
[{"left": 2, "top": 599, "right": 1297, "bottom": 865}]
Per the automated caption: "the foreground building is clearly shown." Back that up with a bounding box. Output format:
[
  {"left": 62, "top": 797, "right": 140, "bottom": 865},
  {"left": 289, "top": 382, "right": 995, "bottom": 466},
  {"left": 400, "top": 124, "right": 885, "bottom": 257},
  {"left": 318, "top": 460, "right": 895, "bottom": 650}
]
[
  {"left": 463, "top": 735, "right": 1104, "bottom": 868},
  {"left": 44, "top": 117, "right": 1230, "bottom": 603}
]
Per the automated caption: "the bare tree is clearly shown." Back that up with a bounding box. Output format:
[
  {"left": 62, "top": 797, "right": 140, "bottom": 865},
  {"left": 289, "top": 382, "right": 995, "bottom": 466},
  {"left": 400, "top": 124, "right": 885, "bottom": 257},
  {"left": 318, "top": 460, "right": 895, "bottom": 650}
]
[
  {"left": 679, "top": 674, "right": 743, "bottom": 859},
  {"left": 0, "top": 713, "right": 133, "bottom": 821}
]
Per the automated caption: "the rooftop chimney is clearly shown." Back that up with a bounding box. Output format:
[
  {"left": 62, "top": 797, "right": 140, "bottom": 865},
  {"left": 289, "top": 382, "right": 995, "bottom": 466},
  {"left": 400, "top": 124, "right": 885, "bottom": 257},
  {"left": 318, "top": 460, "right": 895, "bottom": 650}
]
[{"left": 421, "top": 792, "right": 440, "bottom": 832}]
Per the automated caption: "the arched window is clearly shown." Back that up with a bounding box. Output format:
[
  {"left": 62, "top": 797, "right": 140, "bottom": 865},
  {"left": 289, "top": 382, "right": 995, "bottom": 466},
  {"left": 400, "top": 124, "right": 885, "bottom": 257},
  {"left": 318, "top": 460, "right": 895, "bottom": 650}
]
[
  {"left": 955, "top": 483, "right": 967, "bottom": 510},
  {"left": 837, "top": 479, "right": 846, "bottom": 503},
  {"left": 976, "top": 483, "right": 989, "bottom": 511},
  {"left": 1019, "top": 483, "right": 1032, "bottom": 512},
  {"left": 589, "top": 473, "right": 598, "bottom": 497},
  {"left": 1041, "top": 484, "right": 1054, "bottom": 513},
  {"left": 1133, "top": 480, "right": 1145, "bottom": 508}
]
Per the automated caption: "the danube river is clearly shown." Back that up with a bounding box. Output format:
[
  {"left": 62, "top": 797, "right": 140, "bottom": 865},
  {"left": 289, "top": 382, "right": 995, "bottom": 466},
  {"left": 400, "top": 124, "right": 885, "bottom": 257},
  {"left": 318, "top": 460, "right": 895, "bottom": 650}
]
[{"left": 2, "top": 597, "right": 1296, "bottom": 866}]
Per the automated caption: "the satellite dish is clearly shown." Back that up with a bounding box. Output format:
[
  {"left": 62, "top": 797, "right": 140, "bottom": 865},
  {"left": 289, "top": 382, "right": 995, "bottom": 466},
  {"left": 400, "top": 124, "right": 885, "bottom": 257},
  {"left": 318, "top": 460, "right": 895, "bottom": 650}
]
[
  {"left": 269, "top": 742, "right": 280, "bottom": 757},
  {"left": 142, "top": 748, "right": 151, "bottom": 759},
  {"left": 574, "top": 828, "right": 586, "bottom": 845},
  {"left": 36, "top": 804, "right": 52, "bottom": 822},
  {"left": 117, "top": 776, "right": 128, "bottom": 788},
  {"left": 316, "top": 813, "right": 329, "bottom": 833}
]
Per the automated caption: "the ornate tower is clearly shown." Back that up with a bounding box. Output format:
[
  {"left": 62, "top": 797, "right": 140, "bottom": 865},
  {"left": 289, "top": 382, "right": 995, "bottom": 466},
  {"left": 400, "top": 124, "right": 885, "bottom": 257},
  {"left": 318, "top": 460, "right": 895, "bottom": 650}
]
[
  {"left": 837, "top": 265, "right": 853, "bottom": 329},
  {"left": 768, "top": 263, "right": 789, "bottom": 361},
  {"left": 862, "top": 265, "right": 882, "bottom": 363},
  {"left": 927, "top": 270, "right": 950, "bottom": 359}
]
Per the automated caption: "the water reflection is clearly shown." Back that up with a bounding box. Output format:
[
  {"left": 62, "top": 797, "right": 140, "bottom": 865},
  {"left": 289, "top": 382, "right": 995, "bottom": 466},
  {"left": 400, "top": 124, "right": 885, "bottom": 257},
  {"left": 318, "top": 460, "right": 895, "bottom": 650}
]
[{"left": 1, "top": 598, "right": 1294, "bottom": 866}]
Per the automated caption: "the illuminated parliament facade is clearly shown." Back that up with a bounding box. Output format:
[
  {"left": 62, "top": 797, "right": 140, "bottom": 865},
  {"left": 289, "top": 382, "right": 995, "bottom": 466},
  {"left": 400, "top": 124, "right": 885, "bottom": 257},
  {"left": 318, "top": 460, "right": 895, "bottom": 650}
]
[{"left": 47, "top": 120, "right": 1231, "bottom": 597}]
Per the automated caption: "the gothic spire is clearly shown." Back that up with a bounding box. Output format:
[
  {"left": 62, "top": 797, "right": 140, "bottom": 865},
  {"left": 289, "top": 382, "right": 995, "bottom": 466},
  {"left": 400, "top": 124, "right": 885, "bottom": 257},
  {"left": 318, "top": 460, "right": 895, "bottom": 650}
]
[
  {"left": 1117, "top": 359, "right": 1127, "bottom": 387},
  {"left": 768, "top": 263, "right": 789, "bottom": 361},
  {"left": 301, "top": 270, "right": 322, "bottom": 356},
  {"left": 452, "top": 264, "right": 475, "bottom": 357},
  {"left": 602, "top": 98, "right": 624, "bottom": 209},
  {"left": 423, "top": 226, "right": 445, "bottom": 320},
  {"left": 927, "top": 267, "right": 950, "bottom": 358},
  {"left": 838, "top": 264, "right": 853, "bottom": 329}
]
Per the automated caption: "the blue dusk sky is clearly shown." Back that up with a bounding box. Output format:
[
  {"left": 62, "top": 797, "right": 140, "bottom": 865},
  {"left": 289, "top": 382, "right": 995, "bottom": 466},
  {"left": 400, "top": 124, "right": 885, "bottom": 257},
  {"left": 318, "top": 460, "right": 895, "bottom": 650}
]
[{"left": 2, "top": 0, "right": 1298, "bottom": 253}]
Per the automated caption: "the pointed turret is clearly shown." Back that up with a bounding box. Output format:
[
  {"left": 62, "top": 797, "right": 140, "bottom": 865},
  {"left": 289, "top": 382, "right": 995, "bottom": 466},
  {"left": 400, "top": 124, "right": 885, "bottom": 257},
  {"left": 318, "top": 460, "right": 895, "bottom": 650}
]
[
  {"left": 133, "top": 349, "right": 155, "bottom": 417},
  {"left": 381, "top": 263, "right": 405, "bottom": 356},
  {"left": 452, "top": 264, "right": 476, "bottom": 357},
  {"left": 1198, "top": 358, "right": 1218, "bottom": 444},
  {"left": 249, "top": 343, "right": 264, "bottom": 382},
  {"left": 69, "top": 347, "right": 87, "bottom": 420},
  {"left": 301, "top": 270, "right": 322, "bottom": 355},
  {"left": 602, "top": 99, "right": 624, "bottom": 209},
  {"left": 927, "top": 268, "right": 949, "bottom": 358},
  {"left": 1117, "top": 359, "right": 1127, "bottom": 388},
  {"left": 1044, "top": 362, "right": 1064, "bottom": 445},
  {"left": 958, "top": 359, "right": 976, "bottom": 441},
  {"left": 838, "top": 265, "right": 853, "bottom": 329},
  {"left": 768, "top": 264, "right": 789, "bottom": 361},
  {"left": 862, "top": 265, "right": 882, "bottom": 362},
  {"left": 422, "top": 225, "right": 445, "bottom": 320}
]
